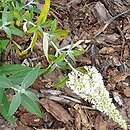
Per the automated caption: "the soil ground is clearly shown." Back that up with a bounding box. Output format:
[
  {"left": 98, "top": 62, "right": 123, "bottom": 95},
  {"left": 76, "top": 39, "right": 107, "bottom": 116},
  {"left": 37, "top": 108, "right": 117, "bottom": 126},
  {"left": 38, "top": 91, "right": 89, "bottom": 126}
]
[{"left": 0, "top": 0, "right": 130, "bottom": 130}]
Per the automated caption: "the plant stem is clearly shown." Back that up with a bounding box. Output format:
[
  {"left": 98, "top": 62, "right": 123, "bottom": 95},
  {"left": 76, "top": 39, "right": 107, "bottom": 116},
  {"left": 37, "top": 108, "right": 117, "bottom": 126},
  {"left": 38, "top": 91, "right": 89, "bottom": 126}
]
[{"left": 50, "top": 41, "right": 77, "bottom": 72}]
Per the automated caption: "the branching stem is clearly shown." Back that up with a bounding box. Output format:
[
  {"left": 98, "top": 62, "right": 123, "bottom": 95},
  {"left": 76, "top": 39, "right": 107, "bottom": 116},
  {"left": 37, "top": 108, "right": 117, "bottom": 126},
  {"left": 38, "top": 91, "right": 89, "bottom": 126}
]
[{"left": 50, "top": 41, "right": 77, "bottom": 73}]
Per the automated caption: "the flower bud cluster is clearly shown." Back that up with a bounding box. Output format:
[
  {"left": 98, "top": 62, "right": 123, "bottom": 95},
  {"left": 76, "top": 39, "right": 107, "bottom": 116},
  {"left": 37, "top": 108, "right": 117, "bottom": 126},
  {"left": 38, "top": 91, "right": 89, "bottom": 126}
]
[{"left": 66, "top": 66, "right": 127, "bottom": 130}]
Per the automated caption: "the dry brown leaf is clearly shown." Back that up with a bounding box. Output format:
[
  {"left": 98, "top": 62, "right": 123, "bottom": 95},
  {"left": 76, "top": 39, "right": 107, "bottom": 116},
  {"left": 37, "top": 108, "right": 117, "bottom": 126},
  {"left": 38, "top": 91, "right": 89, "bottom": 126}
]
[
  {"left": 96, "top": 33, "right": 119, "bottom": 43},
  {"left": 113, "top": 72, "right": 130, "bottom": 82},
  {"left": 75, "top": 112, "right": 81, "bottom": 130},
  {"left": 20, "top": 112, "right": 43, "bottom": 127},
  {"left": 99, "top": 47, "right": 115, "bottom": 54},
  {"left": 40, "top": 98, "right": 72, "bottom": 123},
  {"left": 63, "top": 87, "right": 81, "bottom": 100},
  {"left": 74, "top": 104, "right": 93, "bottom": 129},
  {"left": 44, "top": 69, "right": 64, "bottom": 84},
  {"left": 124, "top": 87, "right": 130, "bottom": 97},
  {"left": 92, "top": 1, "right": 111, "bottom": 25},
  {"left": 94, "top": 115, "right": 107, "bottom": 130},
  {"left": 76, "top": 56, "right": 92, "bottom": 64}
]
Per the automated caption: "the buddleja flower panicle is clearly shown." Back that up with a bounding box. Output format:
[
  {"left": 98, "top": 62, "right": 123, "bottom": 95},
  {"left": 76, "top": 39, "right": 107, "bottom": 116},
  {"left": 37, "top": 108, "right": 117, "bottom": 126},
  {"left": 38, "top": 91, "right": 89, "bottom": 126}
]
[{"left": 66, "top": 66, "right": 127, "bottom": 130}]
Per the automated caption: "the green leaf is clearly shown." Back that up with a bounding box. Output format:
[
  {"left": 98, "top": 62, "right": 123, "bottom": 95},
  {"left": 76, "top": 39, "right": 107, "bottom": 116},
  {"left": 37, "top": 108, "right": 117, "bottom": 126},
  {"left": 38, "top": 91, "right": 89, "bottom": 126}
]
[
  {"left": 7, "top": 11, "right": 14, "bottom": 23},
  {"left": 43, "top": 32, "right": 49, "bottom": 61},
  {"left": 0, "top": 64, "right": 32, "bottom": 75},
  {"left": 9, "top": 71, "right": 31, "bottom": 84},
  {"left": 8, "top": 92, "right": 21, "bottom": 116},
  {"left": 57, "top": 62, "right": 67, "bottom": 71},
  {"left": 53, "top": 30, "right": 68, "bottom": 40},
  {"left": 21, "top": 94, "right": 43, "bottom": 118},
  {"left": 3, "top": 26, "right": 12, "bottom": 39},
  {"left": 41, "top": 20, "right": 52, "bottom": 28},
  {"left": 54, "top": 53, "right": 66, "bottom": 63},
  {"left": 73, "top": 50, "right": 84, "bottom": 56},
  {"left": 41, "top": 64, "right": 56, "bottom": 75},
  {"left": 27, "top": 26, "right": 38, "bottom": 33},
  {"left": 0, "top": 76, "right": 13, "bottom": 88},
  {"left": 41, "top": 65, "right": 55, "bottom": 75},
  {"left": 9, "top": 27, "right": 25, "bottom": 37},
  {"left": 68, "top": 52, "right": 76, "bottom": 63},
  {"left": 54, "top": 76, "right": 68, "bottom": 89},
  {"left": 0, "top": 40, "right": 9, "bottom": 53},
  {"left": 36, "top": 0, "right": 50, "bottom": 25},
  {"left": 29, "top": 7, "right": 41, "bottom": 14},
  {"left": 50, "top": 19, "right": 57, "bottom": 33},
  {"left": 48, "top": 54, "right": 57, "bottom": 61},
  {"left": 9, "top": 68, "right": 43, "bottom": 84},
  {"left": 0, "top": 92, "right": 14, "bottom": 124},
  {"left": 13, "top": 10, "right": 21, "bottom": 19},
  {"left": 21, "top": 66, "right": 40, "bottom": 88},
  {"left": 24, "top": 91, "right": 39, "bottom": 101},
  {"left": 2, "top": 7, "right": 7, "bottom": 23},
  {"left": 0, "top": 88, "right": 4, "bottom": 104},
  {"left": 0, "top": 64, "right": 38, "bottom": 84},
  {"left": 76, "top": 67, "right": 88, "bottom": 74},
  {"left": 23, "top": 10, "right": 33, "bottom": 21}
]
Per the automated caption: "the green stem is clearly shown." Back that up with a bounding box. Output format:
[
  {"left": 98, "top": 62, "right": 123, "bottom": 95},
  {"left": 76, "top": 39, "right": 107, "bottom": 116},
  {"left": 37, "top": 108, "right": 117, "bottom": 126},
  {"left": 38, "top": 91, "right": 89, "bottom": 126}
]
[{"left": 50, "top": 41, "right": 77, "bottom": 72}]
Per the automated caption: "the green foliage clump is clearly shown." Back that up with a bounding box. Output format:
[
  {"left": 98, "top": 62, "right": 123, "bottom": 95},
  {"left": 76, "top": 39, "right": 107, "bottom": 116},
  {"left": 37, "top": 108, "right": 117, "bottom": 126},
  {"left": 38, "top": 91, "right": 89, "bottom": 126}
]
[{"left": 0, "top": 0, "right": 82, "bottom": 124}]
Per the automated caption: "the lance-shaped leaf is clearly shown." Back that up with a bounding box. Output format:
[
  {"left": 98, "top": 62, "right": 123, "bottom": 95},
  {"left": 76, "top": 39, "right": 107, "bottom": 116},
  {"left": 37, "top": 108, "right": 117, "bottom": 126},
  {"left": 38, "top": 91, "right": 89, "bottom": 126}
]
[
  {"left": 73, "top": 50, "right": 84, "bottom": 56},
  {"left": 36, "top": 0, "right": 50, "bottom": 25},
  {"left": 3, "top": 27, "right": 12, "bottom": 39},
  {"left": 21, "top": 67, "right": 40, "bottom": 88},
  {"left": 0, "top": 88, "right": 4, "bottom": 104},
  {"left": 50, "top": 19, "right": 57, "bottom": 33},
  {"left": 53, "top": 53, "right": 66, "bottom": 63},
  {"left": 53, "top": 30, "right": 68, "bottom": 40},
  {"left": 67, "top": 52, "right": 76, "bottom": 63},
  {"left": 9, "top": 27, "right": 25, "bottom": 37},
  {"left": 0, "top": 92, "right": 14, "bottom": 124},
  {"left": 2, "top": 7, "right": 7, "bottom": 23},
  {"left": 27, "top": 26, "right": 38, "bottom": 33},
  {"left": 0, "top": 40, "right": 9, "bottom": 53},
  {"left": 0, "top": 64, "right": 32, "bottom": 75},
  {"left": 24, "top": 91, "right": 39, "bottom": 101},
  {"left": 0, "top": 76, "right": 13, "bottom": 88},
  {"left": 8, "top": 92, "right": 21, "bottom": 116},
  {"left": 55, "top": 76, "right": 69, "bottom": 89},
  {"left": 21, "top": 94, "right": 43, "bottom": 118},
  {"left": 43, "top": 32, "right": 49, "bottom": 61},
  {"left": 21, "top": 66, "right": 40, "bottom": 89}
]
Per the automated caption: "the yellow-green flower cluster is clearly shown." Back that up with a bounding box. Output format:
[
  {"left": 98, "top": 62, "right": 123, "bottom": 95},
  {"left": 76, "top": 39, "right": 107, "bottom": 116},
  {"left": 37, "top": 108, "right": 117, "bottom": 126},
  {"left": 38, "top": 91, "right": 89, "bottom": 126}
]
[{"left": 66, "top": 66, "right": 127, "bottom": 130}]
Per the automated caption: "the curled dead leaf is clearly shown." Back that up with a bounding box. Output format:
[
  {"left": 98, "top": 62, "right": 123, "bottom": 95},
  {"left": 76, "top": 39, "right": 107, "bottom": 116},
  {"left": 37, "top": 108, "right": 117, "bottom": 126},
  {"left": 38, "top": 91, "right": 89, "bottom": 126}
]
[{"left": 40, "top": 98, "right": 72, "bottom": 123}]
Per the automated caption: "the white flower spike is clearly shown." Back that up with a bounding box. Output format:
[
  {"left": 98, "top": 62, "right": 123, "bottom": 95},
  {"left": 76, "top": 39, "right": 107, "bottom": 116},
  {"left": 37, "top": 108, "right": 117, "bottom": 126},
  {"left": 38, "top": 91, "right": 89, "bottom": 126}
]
[{"left": 66, "top": 66, "right": 127, "bottom": 130}]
